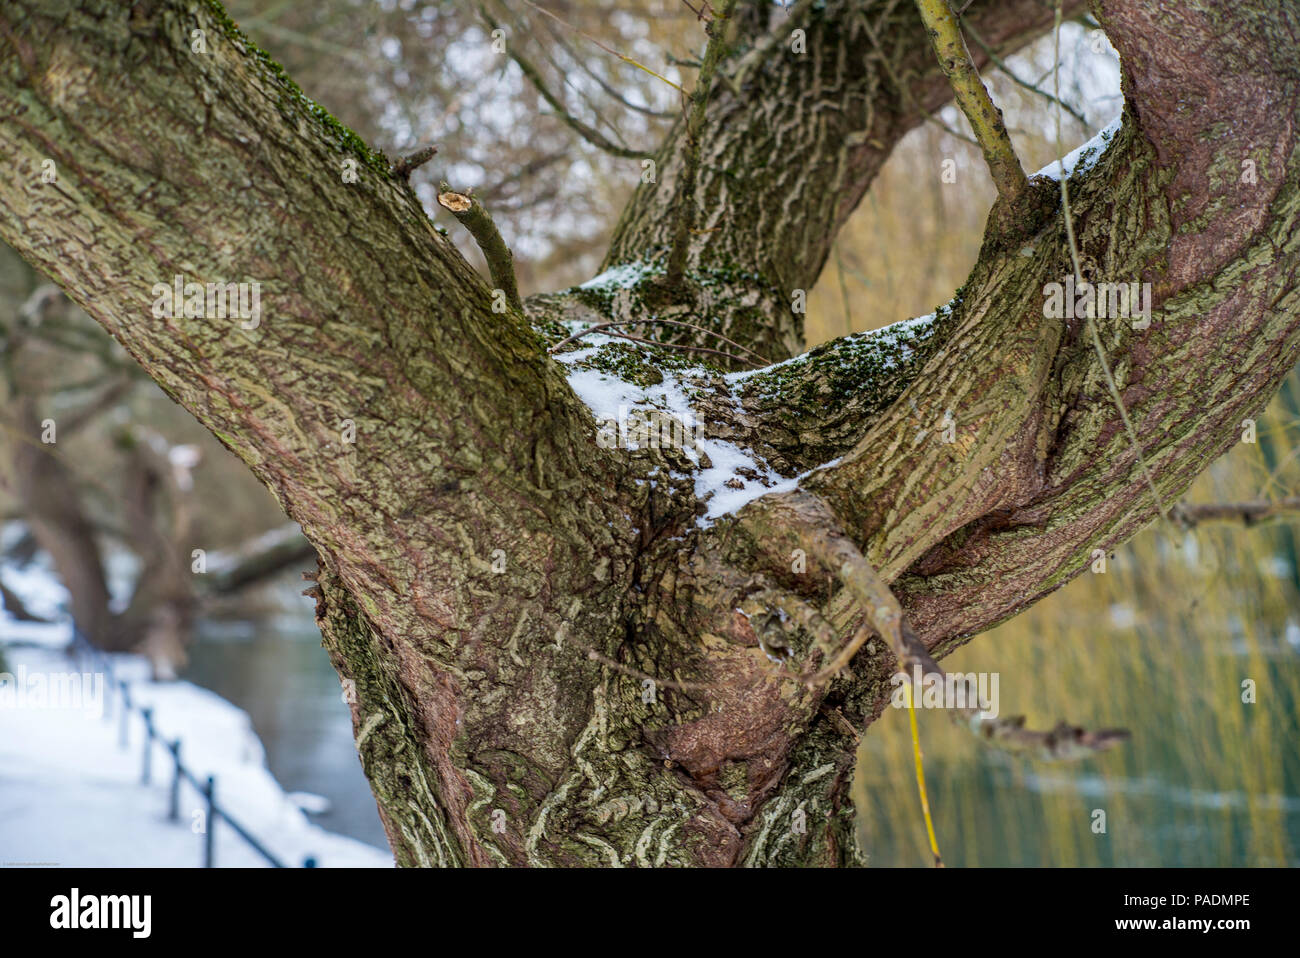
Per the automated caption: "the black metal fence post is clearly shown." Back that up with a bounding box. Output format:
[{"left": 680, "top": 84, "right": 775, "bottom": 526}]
[
  {"left": 203, "top": 775, "right": 216, "bottom": 868},
  {"left": 60, "top": 626, "right": 301, "bottom": 870},
  {"left": 118, "top": 681, "right": 130, "bottom": 749},
  {"left": 167, "top": 740, "right": 182, "bottom": 822},
  {"left": 140, "top": 708, "right": 154, "bottom": 785}
]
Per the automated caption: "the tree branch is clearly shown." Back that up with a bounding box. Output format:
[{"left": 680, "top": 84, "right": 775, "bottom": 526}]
[
  {"left": 784, "top": 492, "right": 1129, "bottom": 761},
  {"left": 601, "top": 0, "right": 1089, "bottom": 361},
  {"left": 204, "top": 525, "right": 317, "bottom": 595},
  {"left": 0, "top": 0, "right": 603, "bottom": 667},
  {"left": 1176, "top": 497, "right": 1300, "bottom": 529},
  {"left": 436, "top": 183, "right": 524, "bottom": 313},
  {"left": 912, "top": 0, "right": 1030, "bottom": 215}
]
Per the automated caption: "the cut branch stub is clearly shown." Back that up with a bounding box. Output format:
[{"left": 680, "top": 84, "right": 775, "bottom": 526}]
[
  {"left": 391, "top": 145, "right": 438, "bottom": 180},
  {"left": 436, "top": 183, "right": 524, "bottom": 314},
  {"left": 436, "top": 189, "right": 473, "bottom": 213}
]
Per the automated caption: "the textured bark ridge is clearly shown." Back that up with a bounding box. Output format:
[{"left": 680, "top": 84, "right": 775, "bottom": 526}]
[
  {"left": 1, "top": 0, "right": 1298, "bottom": 866},
  {"left": 602, "top": 0, "right": 1089, "bottom": 363}
]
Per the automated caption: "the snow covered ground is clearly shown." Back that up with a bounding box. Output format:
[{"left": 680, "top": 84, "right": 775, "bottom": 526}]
[{"left": 0, "top": 621, "right": 392, "bottom": 868}]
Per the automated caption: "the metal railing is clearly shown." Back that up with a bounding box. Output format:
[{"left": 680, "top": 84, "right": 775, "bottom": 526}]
[{"left": 70, "top": 627, "right": 317, "bottom": 868}]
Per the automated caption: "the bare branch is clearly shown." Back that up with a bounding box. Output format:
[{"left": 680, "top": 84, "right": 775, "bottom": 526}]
[
  {"left": 547, "top": 318, "right": 770, "bottom": 366},
  {"left": 779, "top": 492, "right": 1129, "bottom": 761},
  {"left": 1176, "top": 497, "right": 1300, "bottom": 528}
]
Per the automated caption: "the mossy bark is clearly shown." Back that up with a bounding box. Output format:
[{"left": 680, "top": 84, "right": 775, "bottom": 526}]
[{"left": 0, "top": 0, "right": 1297, "bottom": 867}]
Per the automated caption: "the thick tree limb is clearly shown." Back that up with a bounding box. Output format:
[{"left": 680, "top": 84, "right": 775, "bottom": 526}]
[
  {"left": 661, "top": 0, "right": 737, "bottom": 293},
  {"left": 0, "top": 574, "right": 49, "bottom": 622},
  {"left": 204, "top": 525, "right": 317, "bottom": 595},
  {"left": 0, "top": 0, "right": 629, "bottom": 867},
  {"left": 602, "top": 0, "right": 1089, "bottom": 360}
]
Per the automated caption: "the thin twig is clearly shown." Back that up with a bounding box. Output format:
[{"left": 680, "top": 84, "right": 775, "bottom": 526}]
[
  {"left": 961, "top": 20, "right": 1089, "bottom": 129},
  {"left": 478, "top": 5, "right": 647, "bottom": 159},
  {"left": 903, "top": 677, "right": 944, "bottom": 867},
  {"left": 542, "top": 23, "right": 677, "bottom": 119},
  {"left": 519, "top": 0, "right": 684, "bottom": 93},
  {"left": 548, "top": 318, "right": 770, "bottom": 366},
  {"left": 594, "top": 329, "right": 758, "bottom": 367},
  {"left": 1176, "top": 497, "right": 1300, "bottom": 528}
]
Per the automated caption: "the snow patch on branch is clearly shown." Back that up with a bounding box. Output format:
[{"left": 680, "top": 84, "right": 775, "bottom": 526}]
[
  {"left": 1035, "top": 112, "right": 1123, "bottom": 182},
  {"left": 555, "top": 335, "right": 837, "bottom": 525},
  {"left": 578, "top": 261, "right": 659, "bottom": 290}
]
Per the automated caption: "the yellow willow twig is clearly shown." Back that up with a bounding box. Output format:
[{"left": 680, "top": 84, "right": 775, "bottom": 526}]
[
  {"left": 913, "top": 0, "right": 1028, "bottom": 203},
  {"left": 903, "top": 674, "right": 944, "bottom": 867}
]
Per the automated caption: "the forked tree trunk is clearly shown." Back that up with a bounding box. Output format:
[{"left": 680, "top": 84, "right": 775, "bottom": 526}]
[{"left": 0, "top": 0, "right": 1297, "bottom": 865}]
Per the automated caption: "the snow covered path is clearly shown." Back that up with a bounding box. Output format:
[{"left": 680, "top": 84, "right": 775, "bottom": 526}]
[{"left": 0, "top": 630, "right": 392, "bottom": 868}]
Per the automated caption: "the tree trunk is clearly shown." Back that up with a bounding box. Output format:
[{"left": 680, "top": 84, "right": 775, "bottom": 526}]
[{"left": 0, "top": 0, "right": 1297, "bottom": 866}]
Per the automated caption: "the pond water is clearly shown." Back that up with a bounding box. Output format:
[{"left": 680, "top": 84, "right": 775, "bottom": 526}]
[
  {"left": 182, "top": 591, "right": 1300, "bottom": 867},
  {"left": 182, "top": 621, "right": 390, "bottom": 853}
]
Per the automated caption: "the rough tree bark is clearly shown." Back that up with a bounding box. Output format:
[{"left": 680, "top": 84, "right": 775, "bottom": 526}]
[
  {"left": 0, "top": 0, "right": 1297, "bottom": 866},
  {"left": 1, "top": 244, "right": 318, "bottom": 671}
]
